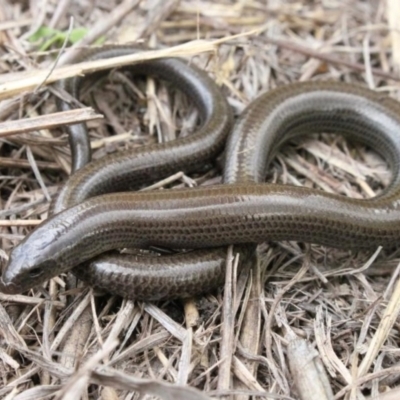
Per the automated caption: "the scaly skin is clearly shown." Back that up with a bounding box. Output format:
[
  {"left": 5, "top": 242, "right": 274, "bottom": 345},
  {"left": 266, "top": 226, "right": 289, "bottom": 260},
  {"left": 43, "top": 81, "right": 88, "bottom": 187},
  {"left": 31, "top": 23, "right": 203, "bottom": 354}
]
[{"left": 2, "top": 48, "right": 400, "bottom": 299}]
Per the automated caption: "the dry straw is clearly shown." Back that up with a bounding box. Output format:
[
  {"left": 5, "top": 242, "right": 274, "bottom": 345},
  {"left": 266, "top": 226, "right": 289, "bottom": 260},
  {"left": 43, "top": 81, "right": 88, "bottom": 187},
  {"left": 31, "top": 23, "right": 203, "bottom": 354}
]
[{"left": 1, "top": 1, "right": 400, "bottom": 400}]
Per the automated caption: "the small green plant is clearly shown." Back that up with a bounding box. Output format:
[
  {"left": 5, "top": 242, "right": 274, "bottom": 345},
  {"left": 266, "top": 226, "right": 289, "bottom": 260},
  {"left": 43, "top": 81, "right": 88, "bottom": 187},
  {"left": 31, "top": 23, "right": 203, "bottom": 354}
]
[{"left": 29, "top": 26, "right": 92, "bottom": 51}]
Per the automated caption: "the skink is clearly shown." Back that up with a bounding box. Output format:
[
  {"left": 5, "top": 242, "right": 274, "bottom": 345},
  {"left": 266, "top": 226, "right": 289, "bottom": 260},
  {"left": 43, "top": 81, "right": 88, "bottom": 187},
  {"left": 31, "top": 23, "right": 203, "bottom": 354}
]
[{"left": 2, "top": 49, "right": 400, "bottom": 300}]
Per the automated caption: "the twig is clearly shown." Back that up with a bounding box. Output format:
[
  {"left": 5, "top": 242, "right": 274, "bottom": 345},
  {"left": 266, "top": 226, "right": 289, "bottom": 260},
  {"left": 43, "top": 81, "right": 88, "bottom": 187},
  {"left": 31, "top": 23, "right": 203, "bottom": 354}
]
[
  {"left": 0, "top": 108, "right": 103, "bottom": 137},
  {"left": 0, "top": 219, "right": 42, "bottom": 226}
]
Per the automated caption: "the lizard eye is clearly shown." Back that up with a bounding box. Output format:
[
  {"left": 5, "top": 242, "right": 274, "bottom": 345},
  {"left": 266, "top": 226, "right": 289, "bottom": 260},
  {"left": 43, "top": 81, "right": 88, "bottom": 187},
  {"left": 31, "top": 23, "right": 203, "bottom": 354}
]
[{"left": 28, "top": 267, "right": 43, "bottom": 278}]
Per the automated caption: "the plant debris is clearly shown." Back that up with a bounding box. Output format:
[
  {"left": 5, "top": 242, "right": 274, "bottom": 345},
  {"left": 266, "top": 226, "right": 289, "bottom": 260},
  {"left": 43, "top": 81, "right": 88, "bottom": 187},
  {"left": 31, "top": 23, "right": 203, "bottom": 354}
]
[{"left": 1, "top": 1, "right": 400, "bottom": 399}]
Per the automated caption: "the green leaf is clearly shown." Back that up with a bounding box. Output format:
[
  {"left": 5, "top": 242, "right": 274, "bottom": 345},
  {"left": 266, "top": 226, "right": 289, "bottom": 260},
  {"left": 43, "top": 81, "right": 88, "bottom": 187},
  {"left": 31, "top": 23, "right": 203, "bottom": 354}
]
[
  {"left": 28, "top": 26, "right": 58, "bottom": 42},
  {"left": 28, "top": 26, "right": 90, "bottom": 51},
  {"left": 69, "top": 28, "right": 89, "bottom": 44}
]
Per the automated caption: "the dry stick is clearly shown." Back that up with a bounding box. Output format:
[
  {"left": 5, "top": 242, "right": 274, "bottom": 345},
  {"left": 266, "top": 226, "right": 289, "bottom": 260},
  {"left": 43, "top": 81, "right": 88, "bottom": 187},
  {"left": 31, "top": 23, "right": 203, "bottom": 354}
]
[
  {"left": 103, "top": 300, "right": 137, "bottom": 351},
  {"left": 357, "top": 265, "right": 400, "bottom": 377},
  {"left": 334, "top": 366, "right": 400, "bottom": 399},
  {"left": 108, "top": 331, "right": 170, "bottom": 366},
  {"left": 49, "top": 292, "right": 92, "bottom": 354},
  {"left": 217, "top": 247, "right": 238, "bottom": 394},
  {"left": 26, "top": 146, "right": 51, "bottom": 201},
  {"left": 41, "top": 279, "right": 58, "bottom": 386},
  {"left": 232, "top": 356, "right": 265, "bottom": 394},
  {"left": 177, "top": 327, "right": 193, "bottom": 385},
  {"left": 144, "top": 303, "right": 186, "bottom": 341},
  {"left": 0, "top": 293, "right": 64, "bottom": 309},
  {"left": 287, "top": 338, "right": 334, "bottom": 400},
  {"left": 59, "top": 306, "right": 93, "bottom": 369},
  {"left": 363, "top": 34, "right": 375, "bottom": 89},
  {"left": 0, "top": 157, "right": 61, "bottom": 170},
  {"left": 0, "top": 108, "right": 103, "bottom": 138},
  {"left": 234, "top": 251, "right": 262, "bottom": 400},
  {"left": 264, "top": 258, "right": 310, "bottom": 391},
  {"left": 0, "top": 219, "right": 41, "bottom": 226},
  {"left": 314, "top": 306, "right": 353, "bottom": 385}
]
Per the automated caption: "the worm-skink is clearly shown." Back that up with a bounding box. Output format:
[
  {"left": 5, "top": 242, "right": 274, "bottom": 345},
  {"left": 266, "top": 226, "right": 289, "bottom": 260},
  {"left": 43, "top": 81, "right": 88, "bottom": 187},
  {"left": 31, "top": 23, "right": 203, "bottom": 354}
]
[{"left": 2, "top": 48, "right": 400, "bottom": 300}]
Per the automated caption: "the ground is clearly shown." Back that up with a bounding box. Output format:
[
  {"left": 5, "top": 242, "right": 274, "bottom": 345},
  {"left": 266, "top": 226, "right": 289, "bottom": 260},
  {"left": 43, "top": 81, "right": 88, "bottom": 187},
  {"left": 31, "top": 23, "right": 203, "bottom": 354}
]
[{"left": 0, "top": 1, "right": 400, "bottom": 399}]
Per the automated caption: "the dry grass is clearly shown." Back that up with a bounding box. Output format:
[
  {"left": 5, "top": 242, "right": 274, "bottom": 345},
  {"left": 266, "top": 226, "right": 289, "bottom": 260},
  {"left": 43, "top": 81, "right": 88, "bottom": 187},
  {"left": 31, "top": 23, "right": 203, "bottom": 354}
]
[{"left": 1, "top": 0, "right": 400, "bottom": 399}]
